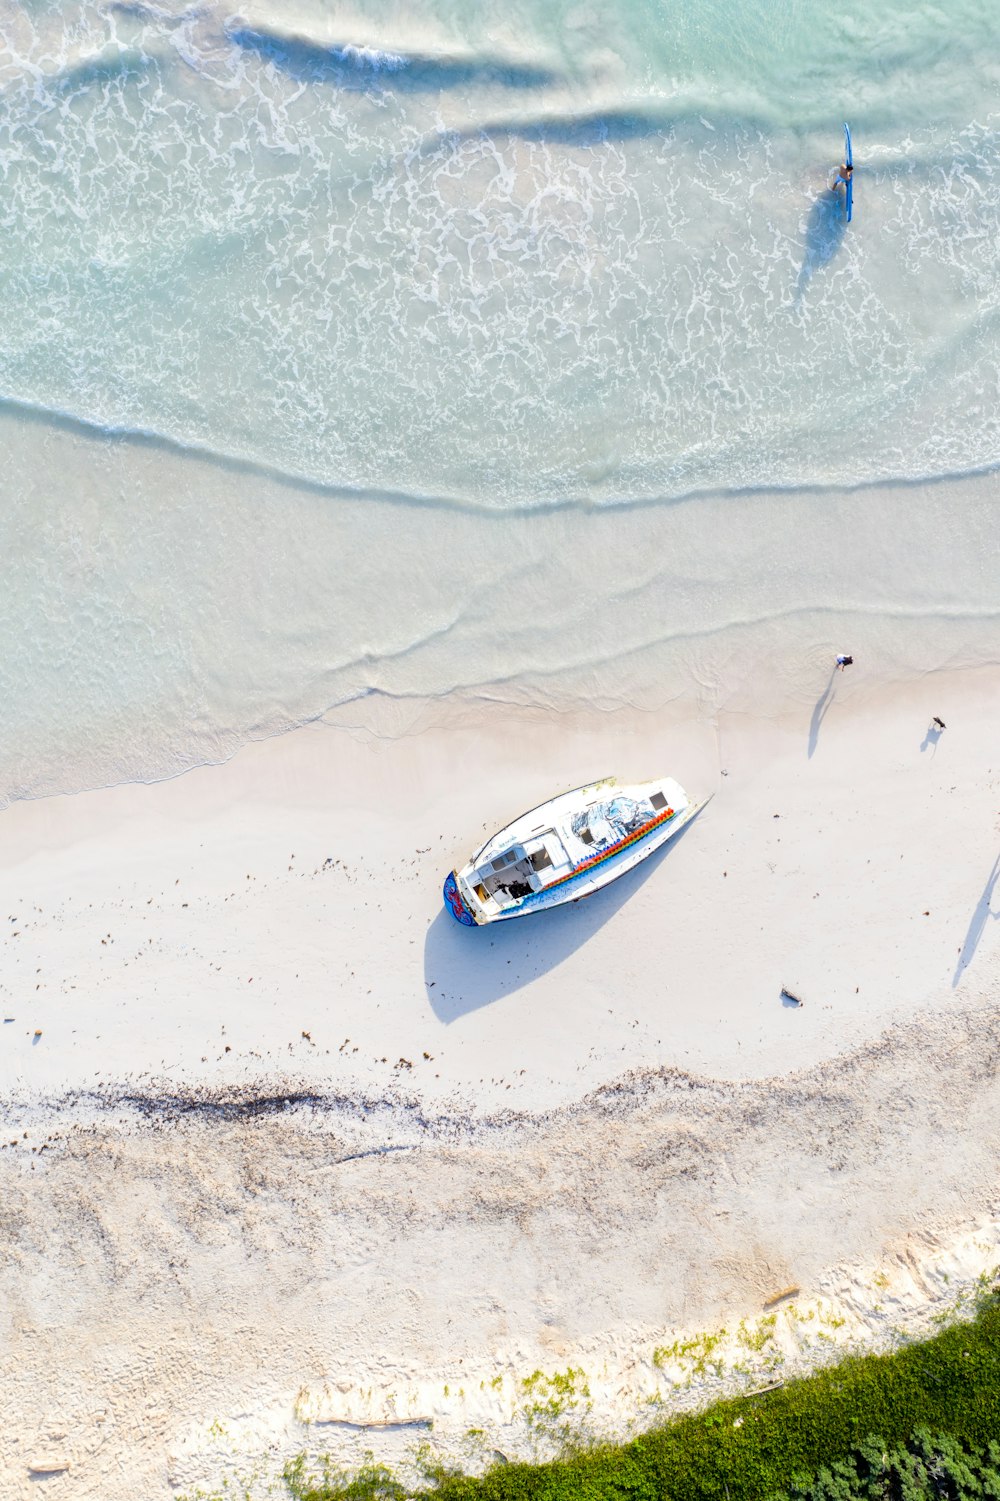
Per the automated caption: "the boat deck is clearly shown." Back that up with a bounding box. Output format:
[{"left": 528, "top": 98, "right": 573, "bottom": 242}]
[{"left": 457, "top": 777, "right": 691, "bottom": 921}]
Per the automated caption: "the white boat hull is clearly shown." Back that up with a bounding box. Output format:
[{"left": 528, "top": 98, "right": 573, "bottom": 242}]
[{"left": 444, "top": 775, "right": 711, "bottom": 926}]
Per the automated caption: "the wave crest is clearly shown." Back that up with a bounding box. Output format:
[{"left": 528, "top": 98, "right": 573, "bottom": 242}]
[{"left": 222, "top": 22, "right": 557, "bottom": 91}]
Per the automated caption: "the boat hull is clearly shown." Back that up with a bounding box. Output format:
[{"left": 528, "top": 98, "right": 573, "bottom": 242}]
[
  {"left": 444, "top": 783, "right": 711, "bottom": 926},
  {"left": 443, "top": 869, "right": 478, "bottom": 926}
]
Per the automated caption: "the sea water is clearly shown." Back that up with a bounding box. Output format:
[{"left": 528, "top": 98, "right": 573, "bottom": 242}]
[{"left": 1, "top": 0, "right": 999, "bottom": 801}]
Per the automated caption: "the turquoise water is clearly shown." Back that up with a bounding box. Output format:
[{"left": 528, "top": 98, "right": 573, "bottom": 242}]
[
  {"left": 3, "top": 0, "right": 1000, "bottom": 503},
  {"left": 1, "top": 0, "right": 999, "bottom": 798}
]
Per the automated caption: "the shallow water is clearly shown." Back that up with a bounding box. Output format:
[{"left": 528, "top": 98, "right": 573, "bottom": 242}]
[{"left": 1, "top": 0, "right": 999, "bottom": 800}]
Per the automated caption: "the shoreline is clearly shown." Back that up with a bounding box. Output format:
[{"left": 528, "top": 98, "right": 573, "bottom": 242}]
[{"left": 4, "top": 397, "right": 1000, "bottom": 810}]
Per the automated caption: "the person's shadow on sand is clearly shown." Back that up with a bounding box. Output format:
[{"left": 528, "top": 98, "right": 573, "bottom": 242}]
[
  {"left": 424, "top": 823, "right": 697, "bottom": 1021},
  {"left": 920, "top": 722, "right": 944, "bottom": 753},
  {"left": 795, "top": 189, "right": 848, "bottom": 302},
  {"left": 808, "top": 668, "right": 838, "bottom": 758},
  {"left": 952, "top": 854, "right": 1000, "bottom": 988}
]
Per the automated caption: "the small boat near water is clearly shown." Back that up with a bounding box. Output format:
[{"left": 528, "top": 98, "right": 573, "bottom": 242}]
[{"left": 443, "top": 774, "right": 710, "bottom": 926}]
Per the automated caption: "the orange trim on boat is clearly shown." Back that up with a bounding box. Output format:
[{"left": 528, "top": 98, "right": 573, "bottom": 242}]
[{"left": 543, "top": 807, "right": 675, "bottom": 893}]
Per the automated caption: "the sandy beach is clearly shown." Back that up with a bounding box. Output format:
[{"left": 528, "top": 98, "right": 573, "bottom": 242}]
[
  {"left": 4, "top": 2, "right": 1000, "bottom": 1493},
  {"left": 4, "top": 669, "right": 1000, "bottom": 1106},
  {"left": 3, "top": 665, "right": 1000, "bottom": 1496}
]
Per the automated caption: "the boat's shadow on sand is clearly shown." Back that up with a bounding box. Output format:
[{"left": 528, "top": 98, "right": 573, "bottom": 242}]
[{"left": 424, "top": 826, "right": 693, "bottom": 1021}]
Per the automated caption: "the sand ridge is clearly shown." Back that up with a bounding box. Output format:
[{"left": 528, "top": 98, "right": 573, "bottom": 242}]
[{"left": 2, "top": 987, "right": 1000, "bottom": 1498}]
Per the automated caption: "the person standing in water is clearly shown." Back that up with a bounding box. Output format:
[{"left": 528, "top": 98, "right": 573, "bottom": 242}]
[{"left": 831, "top": 160, "right": 853, "bottom": 194}]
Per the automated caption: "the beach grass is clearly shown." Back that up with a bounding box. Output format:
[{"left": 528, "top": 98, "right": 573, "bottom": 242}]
[{"left": 272, "top": 1290, "right": 1000, "bottom": 1501}]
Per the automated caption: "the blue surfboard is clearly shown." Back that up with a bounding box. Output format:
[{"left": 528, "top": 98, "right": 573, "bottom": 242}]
[{"left": 843, "top": 122, "right": 853, "bottom": 222}]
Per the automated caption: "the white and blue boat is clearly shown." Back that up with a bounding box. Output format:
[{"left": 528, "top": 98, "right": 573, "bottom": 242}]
[{"left": 443, "top": 774, "right": 710, "bottom": 925}]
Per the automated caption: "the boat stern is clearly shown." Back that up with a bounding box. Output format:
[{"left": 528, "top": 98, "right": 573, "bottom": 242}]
[{"left": 443, "top": 869, "right": 481, "bottom": 926}]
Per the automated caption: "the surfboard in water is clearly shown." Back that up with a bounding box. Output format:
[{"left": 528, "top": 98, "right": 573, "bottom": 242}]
[{"left": 843, "top": 122, "right": 853, "bottom": 222}]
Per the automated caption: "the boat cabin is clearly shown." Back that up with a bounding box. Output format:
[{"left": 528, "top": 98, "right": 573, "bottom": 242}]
[{"left": 472, "top": 833, "right": 562, "bottom": 908}]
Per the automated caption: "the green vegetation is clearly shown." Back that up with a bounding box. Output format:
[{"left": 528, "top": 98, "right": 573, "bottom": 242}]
[
  {"left": 185, "top": 1288, "right": 1000, "bottom": 1501},
  {"left": 284, "top": 1458, "right": 409, "bottom": 1500},
  {"left": 652, "top": 1329, "right": 728, "bottom": 1376},
  {"left": 738, "top": 1312, "right": 777, "bottom": 1353},
  {"left": 519, "top": 1367, "right": 591, "bottom": 1433},
  {"left": 772, "top": 1428, "right": 1000, "bottom": 1499}
]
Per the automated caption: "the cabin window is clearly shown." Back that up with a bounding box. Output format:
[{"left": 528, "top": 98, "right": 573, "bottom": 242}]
[
  {"left": 650, "top": 791, "right": 668, "bottom": 810},
  {"left": 579, "top": 828, "right": 594, "bottom": 845},
  {"left": 530, "top": 847, "right": 553, "bottom": 872}
]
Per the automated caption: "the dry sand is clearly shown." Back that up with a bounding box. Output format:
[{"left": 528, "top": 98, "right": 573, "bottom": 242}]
[{"left": 2, "top": 666, "right": 1000, "bottom": 1497}]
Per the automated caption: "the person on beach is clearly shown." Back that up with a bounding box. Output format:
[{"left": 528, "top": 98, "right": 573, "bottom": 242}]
[
  {"left": 932, "top": 716, "right": 946, "bottom": 731},
  {"left": 836, "top": 654, "right": 853, "bottom": 671}
]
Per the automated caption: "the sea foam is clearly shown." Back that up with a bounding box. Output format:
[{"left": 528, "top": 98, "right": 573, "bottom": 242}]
[
  {"left": 0, "top": 0, "right": 998, "bottom": 508},
  {"left": 1, "top": 0, "right": 999, "bottom": 801}
]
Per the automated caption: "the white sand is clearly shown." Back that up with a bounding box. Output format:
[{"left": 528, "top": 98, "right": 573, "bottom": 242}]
[
  {"left": 3, "top": 667, "right": 999, "bottom": 1103},
  {"left": 2, "top": 667, "right": 1000, "bottom": 1496}
]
